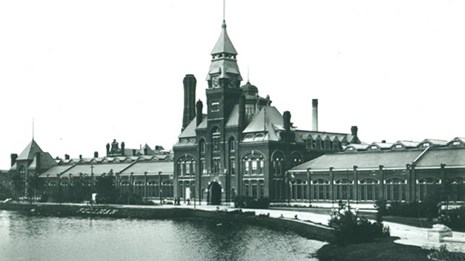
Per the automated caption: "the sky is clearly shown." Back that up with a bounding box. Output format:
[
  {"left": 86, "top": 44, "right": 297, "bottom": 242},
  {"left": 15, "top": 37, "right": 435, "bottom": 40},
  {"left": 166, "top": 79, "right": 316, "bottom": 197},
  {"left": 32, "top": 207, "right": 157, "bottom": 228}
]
[{"left": 1, "top": 0, "right": 464, "bottom": 169}]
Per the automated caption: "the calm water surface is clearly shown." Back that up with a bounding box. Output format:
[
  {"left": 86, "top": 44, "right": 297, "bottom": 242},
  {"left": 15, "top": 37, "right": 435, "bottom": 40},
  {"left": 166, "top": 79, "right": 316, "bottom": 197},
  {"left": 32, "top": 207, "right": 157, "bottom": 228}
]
[{"left": 0, "top": 210, "right": 325, "bottom": 261}]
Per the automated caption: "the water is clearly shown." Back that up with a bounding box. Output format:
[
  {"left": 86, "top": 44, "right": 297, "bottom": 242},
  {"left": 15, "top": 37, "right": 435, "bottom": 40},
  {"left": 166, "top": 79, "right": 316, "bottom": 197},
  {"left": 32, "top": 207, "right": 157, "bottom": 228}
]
[{"left": 0, "top": 210, "right": 325, "bottom": 261}]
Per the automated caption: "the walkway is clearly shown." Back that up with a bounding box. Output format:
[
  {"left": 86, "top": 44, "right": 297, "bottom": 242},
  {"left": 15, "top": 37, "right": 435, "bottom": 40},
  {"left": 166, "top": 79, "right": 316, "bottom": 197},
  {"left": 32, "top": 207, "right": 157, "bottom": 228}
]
[{"left": 176, "top": 203, "right": 465, "bottom": 252}]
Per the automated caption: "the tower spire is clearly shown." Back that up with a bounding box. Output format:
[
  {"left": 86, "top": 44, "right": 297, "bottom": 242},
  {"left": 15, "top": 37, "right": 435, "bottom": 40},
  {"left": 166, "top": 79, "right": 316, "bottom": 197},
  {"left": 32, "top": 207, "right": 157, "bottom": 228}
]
[{"left": 223, "top": 0, "right": 226, "bottom": 21}]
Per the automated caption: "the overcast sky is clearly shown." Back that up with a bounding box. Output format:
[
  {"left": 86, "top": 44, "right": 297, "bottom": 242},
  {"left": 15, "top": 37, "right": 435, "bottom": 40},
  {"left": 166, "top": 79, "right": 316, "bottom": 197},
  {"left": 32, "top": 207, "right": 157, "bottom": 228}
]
[{"left": 1, "top": 0, "right": 464, "bottom": 169}]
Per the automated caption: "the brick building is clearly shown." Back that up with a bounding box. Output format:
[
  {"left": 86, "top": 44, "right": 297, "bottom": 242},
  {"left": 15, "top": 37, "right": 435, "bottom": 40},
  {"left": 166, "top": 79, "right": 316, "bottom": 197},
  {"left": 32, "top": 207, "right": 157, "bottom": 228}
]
[{"left": 173, "top": 20, "right": 358, "bottom": 204}]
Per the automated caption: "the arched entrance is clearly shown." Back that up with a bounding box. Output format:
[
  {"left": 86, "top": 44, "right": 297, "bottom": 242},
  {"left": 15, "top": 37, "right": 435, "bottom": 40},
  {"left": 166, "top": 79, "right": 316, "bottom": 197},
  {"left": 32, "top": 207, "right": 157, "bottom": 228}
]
[{"left": 208, "top": 182, "right": 222, "bottom": 205}]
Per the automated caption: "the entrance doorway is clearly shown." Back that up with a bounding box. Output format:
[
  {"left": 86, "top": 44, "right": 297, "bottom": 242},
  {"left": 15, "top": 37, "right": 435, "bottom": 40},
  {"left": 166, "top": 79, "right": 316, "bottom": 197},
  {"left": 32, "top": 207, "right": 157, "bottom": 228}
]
[{"left": 208, "top": 182, "right": 222, "bottom": 205}]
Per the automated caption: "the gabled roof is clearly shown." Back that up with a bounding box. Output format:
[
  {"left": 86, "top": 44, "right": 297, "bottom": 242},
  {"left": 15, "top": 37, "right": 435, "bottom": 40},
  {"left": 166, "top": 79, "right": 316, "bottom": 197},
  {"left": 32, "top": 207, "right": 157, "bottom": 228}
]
[
  {"left": 419, "top": 139, "right": 448, "bottom": 147},
  {"left": 17, "top": 139, "right": 43, "bottom": 161},
  {"left": 243, "top": 106, "right": 283, "bottom": 133},
  {"left": 211, "top": 20, "right": 237, "bottom": 55},
  {"left": 393, "top": 140, "right": 420, "bottom": 148},
  {"left": 416, "top": 147, "right": 465, "bottom": 168},
  {"left": 290, "top": 149, "right": 424, "bottom": 172},
  {"left": 447, "top": 137, "right": 465, "bottom": 146}
]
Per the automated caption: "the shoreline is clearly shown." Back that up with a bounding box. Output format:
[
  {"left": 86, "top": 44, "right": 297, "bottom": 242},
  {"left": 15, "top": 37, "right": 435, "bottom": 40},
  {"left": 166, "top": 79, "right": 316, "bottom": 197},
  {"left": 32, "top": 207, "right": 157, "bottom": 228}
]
[{"left": 0, "top": 202, "right": 334, "bottom": 243}]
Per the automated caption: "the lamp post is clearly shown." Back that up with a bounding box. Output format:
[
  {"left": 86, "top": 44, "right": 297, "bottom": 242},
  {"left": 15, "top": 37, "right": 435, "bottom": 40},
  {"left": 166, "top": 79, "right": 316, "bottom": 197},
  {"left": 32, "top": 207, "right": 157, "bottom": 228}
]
[{"left": 158, "top": 171, "right": 162, "bottom": 205}]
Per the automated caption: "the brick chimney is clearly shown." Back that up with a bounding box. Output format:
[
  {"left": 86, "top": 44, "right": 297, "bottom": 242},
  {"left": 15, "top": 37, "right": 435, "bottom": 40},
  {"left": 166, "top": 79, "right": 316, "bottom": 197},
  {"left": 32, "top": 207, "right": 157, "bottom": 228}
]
[
  {"left": 196, "top": 100, "right": 203, "bottom": 126},
  {"left": 312, "top": 99, "right": 318, "bottom": 131},
  {"left": 10, "top": 153, "right": 18, "bottom": 167},
  {"left": 182, "top": 74, "right": 197, "bottom": 131}
]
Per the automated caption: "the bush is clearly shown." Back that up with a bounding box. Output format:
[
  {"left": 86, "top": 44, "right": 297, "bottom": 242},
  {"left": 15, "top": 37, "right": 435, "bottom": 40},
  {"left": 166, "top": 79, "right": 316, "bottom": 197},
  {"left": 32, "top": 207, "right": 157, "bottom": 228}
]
[
  {"left": 438, "top": 206, "right": 465, "bottom": 231},
  {"left": 383, "top": 199, "right": 441, "bottom": 221},
  {"left": 328, "top": 206, "right": 390, "bottom": 245},
  {"left": 234, "top": 196, "right": 270, "bottom": 209}
]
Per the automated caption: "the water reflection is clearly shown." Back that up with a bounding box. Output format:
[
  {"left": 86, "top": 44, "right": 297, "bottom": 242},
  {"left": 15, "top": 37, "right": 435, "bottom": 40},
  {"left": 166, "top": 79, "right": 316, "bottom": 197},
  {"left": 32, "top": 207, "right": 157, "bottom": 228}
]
[{"left": 0, "top": 210, "right": 325, "bottom": 261}]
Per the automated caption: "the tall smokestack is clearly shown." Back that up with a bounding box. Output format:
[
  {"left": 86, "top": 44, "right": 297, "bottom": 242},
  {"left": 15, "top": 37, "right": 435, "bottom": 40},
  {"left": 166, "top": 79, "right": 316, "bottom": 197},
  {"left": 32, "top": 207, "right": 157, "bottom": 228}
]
[
  {"left": 182, "top": 74, "right": 197, "bottom": 130},
  {"left": 312, "top": 99, "right": 318, "bottom": 131}
]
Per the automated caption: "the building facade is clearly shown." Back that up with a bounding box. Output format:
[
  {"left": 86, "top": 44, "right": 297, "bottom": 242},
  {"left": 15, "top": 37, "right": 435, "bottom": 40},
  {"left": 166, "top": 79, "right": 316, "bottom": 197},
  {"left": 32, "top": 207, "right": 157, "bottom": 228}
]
[
  {"left": 288, "top": 137, "right": 465, "bottom": 204},
  {"left": 173, "top": 20, "right": 359, "bottom": 204}
]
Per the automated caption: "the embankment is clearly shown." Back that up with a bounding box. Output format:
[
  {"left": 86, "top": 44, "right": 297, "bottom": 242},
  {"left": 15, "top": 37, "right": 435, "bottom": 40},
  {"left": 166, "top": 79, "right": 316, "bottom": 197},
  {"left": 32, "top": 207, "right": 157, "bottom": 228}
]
[{"left": 0, "top": 203, "right": 333, "bottom": 243}]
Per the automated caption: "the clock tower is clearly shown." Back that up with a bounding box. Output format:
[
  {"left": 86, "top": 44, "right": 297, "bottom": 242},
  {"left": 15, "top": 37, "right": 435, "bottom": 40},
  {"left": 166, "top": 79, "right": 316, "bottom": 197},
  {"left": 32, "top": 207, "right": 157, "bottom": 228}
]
[{"left": 206, "top": 20, "right": 243, "bottom": 120}]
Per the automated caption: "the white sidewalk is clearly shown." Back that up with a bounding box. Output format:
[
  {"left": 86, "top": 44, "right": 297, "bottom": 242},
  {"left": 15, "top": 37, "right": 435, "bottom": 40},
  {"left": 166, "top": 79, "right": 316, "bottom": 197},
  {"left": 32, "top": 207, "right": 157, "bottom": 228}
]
[{"left": 181, "top": 204, "right": 465, "bottom": 252}]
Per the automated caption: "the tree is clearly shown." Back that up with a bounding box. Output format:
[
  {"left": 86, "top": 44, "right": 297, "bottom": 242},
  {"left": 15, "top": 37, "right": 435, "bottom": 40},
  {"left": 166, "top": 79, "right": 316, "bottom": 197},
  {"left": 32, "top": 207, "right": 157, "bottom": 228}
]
[{"left": 95, "top": 174, "right": 117, "bottom": 204}]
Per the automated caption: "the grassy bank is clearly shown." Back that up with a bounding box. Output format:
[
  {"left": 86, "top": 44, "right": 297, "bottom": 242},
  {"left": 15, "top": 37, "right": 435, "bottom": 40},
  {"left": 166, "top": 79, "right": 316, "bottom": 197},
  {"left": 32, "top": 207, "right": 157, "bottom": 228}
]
[{"left": 317, "top": 237, "right": 430, "bottom": 261}]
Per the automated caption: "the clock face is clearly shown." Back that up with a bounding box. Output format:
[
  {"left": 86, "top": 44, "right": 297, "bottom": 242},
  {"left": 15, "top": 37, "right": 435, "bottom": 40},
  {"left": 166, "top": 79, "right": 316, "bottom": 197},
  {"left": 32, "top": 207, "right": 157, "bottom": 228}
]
[{"left": 228, "top": 77, "right": 237, "bottom": 88}]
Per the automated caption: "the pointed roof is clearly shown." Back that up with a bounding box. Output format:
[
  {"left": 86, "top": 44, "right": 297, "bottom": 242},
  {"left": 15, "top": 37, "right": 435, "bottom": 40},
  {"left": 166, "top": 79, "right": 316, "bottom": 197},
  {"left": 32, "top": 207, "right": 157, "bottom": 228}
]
[
  {"left": 17, "top": 139, "right": 44, "bottom": 161},
  {"left": 211, "top": 20, "right": 237, "bottom": 55},
  {"left": 243, "top": 106, "right": 283, "bottom": 133}
]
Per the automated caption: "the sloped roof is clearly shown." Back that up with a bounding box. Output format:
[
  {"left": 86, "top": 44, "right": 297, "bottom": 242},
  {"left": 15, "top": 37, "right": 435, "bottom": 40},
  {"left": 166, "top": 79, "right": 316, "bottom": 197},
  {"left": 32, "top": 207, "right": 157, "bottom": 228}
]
[
  {"left": 416, "top": 148, "right": 465, "bottom": 168},
  {"left": 64, "top": 163, "right": 133, "bottom": 176},
  {"left": 420, "top": 139, "right": 448, "bottom": 146},
  {"left": 394, "top": 140, "right": 420, "bottom": 148},
  {"left": 243, "top": 106, "right": 283, "bottom": 133},
  {"left": 211, "top": 21, "right": 237, "bottom": 55},
  {"left": 290, "top": 150, "right": 424, "bottom": 172},
  {"left": 178, "top": 116, "right": 201, "bottom": 138},
  {"left": 226, "top": 105, "right": 240, "bottom": 127},
  {"left": 17, "top": 139, "right": 43, "bottom": 161},
  {"left": 120, "top": 161, "right": 174, "bottom": 176},
  {"left": 40, "top": 165, "right": 76, "bottom": 177}
]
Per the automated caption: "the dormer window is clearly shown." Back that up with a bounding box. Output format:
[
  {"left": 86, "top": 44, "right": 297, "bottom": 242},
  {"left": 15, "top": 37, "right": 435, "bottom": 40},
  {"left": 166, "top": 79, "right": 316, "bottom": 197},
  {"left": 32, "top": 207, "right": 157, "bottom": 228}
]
[
  {"left": 370, "top": 145, "right": 378, "bottom": 150},
  {"left": 395, "top": 144, "right": 403, "bottom": 149},
  {"left": 422, "top": 143, "right": 430, "bottom": 148},
  {"left": 452, "top": 141, "right": 461, "bottom": 146}
]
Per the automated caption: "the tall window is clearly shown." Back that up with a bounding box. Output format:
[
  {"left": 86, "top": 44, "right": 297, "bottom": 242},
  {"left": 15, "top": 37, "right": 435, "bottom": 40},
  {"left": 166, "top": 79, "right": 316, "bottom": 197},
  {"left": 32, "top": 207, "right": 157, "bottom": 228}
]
[
  {"left": 199, "top": 139, "right": 206, "bottom": 155},
  {"left": 290, "top": 152, "right": 303, "bottom": 168},
  {"left": 272, "top": 151, "right": 285, "bottom": 176},
  {"left": 418, "top": 178, "right": 440, "bottom": 202},
  {"left": 212, "top": 158, "right": 221, "bottom": 174},
  {"left": 200, "top": 159, "right": 205, "bottom": 175},
  {"left": 211, "top": 127, "right": 221, "bottom": 152},
  {"left": 360, "top": 178, "right": 379, "bottom": 201},
  {"left": 386, "top": 178, "right": 407, "bottom": 201},
  {"left": 228, "top": 137, "right": 235, "bottom": 152},
  {"left": 177, "top": 156, "right": 196, "bottom": 176},
  {"left": 335, "top": 179, "right": 353, "bottom": 200},
  {"left": 312, "top": 179, "right": 330, "bottom": 201},
  {"left": 242, "top": 152, "right": 265, "bottom": 175},
  {"left": 449, "top": 177, "right": 465, "bottom": 202}
]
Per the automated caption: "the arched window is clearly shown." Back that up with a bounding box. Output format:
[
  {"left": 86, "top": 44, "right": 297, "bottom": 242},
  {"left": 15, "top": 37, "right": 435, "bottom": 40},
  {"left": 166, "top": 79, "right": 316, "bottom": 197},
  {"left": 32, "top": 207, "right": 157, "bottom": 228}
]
[
  {"left": 18, "top": 165, "right": 26, "bottom": 179},
  {"left": 386, "top": 178, "right": 407, "bottom": 201},
  {"left": 290, "top": 152, "right": 303, "bottom": 168},
  {"left": 418, "top": 178, "right": 440, "bottom": 202},
  {"left": 199, "top": 139, "right": 206, "bottom": 155},
  {"left": 291, "top": 179, "right": 307, "bottom": 201},
  {"left": 211, "top": 127, "right": 221, "bottom": 152},
  {"left": 271, "top": 151, "right": 285, "bottom": 176},
  {"left": 242, "top": 152, "right": 265, "bottom": 175},
  {"left": 315, "top": 138, "right": 322, "bottom": 150},
  {"left": 359, "top": 179, "right": 379, "bottom": 201},
  {"left": 177, "top": 156, "right": 196, "bottom": 176},
  {"left": 335, "top": 179, "right": 353, "bottom": 200},
  {"left": 162, "top": 181, "right": 174, "bottom": 198},
  {"left": 448, "top": 177, "right": 465, "bottom": 202},
  {"left": 228, "top": 137, "right": 235, "bottom": 153},
  {"left": 312, "top": 179, "right": 330, "bottom": 201}
]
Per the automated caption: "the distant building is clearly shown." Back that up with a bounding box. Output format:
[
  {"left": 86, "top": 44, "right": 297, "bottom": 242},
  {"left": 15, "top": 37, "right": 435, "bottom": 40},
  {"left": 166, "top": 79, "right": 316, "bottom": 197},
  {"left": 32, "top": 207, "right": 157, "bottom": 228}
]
[
  {"left": 9, "top": 139, "right": 174, "bottom": 201},
  {"left": 289, "top": 137, "right": 465, "bottom": 204}
]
